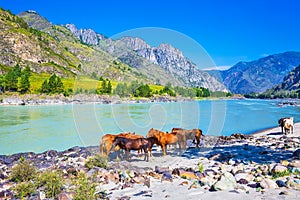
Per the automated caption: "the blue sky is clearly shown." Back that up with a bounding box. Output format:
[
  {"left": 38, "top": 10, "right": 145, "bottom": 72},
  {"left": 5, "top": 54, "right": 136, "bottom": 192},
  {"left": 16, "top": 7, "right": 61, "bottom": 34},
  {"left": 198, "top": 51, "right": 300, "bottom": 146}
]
[{"left": 1, "top": 0, "right": 300, "bottom": 69}]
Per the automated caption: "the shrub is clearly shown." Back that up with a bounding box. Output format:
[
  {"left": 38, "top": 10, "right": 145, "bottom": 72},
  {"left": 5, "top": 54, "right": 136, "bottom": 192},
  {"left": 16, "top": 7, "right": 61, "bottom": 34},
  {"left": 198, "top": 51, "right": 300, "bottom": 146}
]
[
  {"left": 197, "top": 162, "right": 204, "bottom": 173},
  {"left": 73, "top": 172, "right": 99, "bottom": 200},
  {"left": 271, "top": 169, "right": 292, "bottom": 179},
  {"left": 37, "top": 170, "right": 64, "bottom": 198},
  {"left": 10, "top": 157, "right": 37, "bottom": 182},
  {"left": 12, "top": 181, "right": 35, "bottom": 199},
  {"left": 85, "top": 155, "right": 108, "bottom": 170}
]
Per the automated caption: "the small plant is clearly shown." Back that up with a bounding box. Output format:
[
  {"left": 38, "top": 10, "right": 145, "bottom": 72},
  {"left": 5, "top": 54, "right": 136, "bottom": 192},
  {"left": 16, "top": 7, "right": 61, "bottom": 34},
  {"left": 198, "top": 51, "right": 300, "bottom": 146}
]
[
  {"left": 12, "top": 181, "right": 35, "bottom": 199},
  {"left": 73, "top": 172, "right": 99, "bottom": 200},
  {"left": 197, "top": 162, "right": 204, "bottom": 173},
  {"left": 37, "top": 169, "right": 64, "bottom": 198},
  {"left": 85, "top": 155, "right": 108, "bottom": 169},
  {"left": 10, "top": 157, "right": 37, "bottom": 182},
  {"left": 271, "top": 169, "right": 292, "bottom": 179}
]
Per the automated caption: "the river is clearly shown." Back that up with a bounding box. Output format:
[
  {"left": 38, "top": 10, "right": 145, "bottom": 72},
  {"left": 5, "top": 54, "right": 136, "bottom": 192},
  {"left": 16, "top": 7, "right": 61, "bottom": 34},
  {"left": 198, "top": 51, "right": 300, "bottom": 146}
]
[{"left": 0, "top": 99, "right": 299, "bottom": 155}]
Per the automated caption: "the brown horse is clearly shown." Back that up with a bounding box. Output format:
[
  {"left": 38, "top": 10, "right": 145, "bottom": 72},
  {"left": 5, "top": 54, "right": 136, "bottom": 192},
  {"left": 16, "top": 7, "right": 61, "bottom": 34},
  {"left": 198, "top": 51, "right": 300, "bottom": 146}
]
[
  {"left": 171, "top": 128, "right": 202, "bottom": 148},
  {"left": 110, "top": 137, "right": 151, "bottom": 161},
  {"left": 146, "top": 128, "right": 178, "bottom": 156},
  {"left": 99, "top": 132, "right": 143, "bottom": 157},
  {"left": 145, "top": 136, "right": 160, "bottom": 157}
]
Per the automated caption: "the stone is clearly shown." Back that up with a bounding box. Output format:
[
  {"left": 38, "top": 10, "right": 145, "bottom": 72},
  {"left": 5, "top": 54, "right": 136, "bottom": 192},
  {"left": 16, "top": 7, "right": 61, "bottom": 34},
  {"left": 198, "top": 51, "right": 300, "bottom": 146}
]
[
  {"left": 260, "top": 178, "right": 278, "bottom": 189},
  {"left": 276, "top": 180, "right": 287, "bottom": 187},
  {"left": 281, "top": 160, "right": 289, "bottom": 166},
  {"left": 213, "top": 172, "right": 237, "bottom": 191},
  {"left": 234, "top": 173, "right": 254, "bottom": 182},
  {"left": 237, "top": 178, "right": 248, "bottom": 184},
  {"left": 289, "top": 160, "right": 300, "bottom": 168},
  {"left": 293, "top": 149, "right": 300, "bottom": 159},
  {"left": 38, "top": 191, "right": 46, "bottom": 200},
  {"left": 272, "top": 164, "right": 288, "bottom": 173},
  {"left": 180, "top": 171, "right": 198, "bottom": 180},
  {"left": 279, "top": 191, "right": 288, "bottom": 195}
]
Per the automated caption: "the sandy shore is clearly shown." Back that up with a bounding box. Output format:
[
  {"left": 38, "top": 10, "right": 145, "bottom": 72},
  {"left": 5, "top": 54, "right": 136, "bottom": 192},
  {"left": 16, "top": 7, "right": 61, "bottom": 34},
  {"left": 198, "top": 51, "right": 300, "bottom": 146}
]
[{"left": 0, "top": 124, "right": 299, "bottom": 199}]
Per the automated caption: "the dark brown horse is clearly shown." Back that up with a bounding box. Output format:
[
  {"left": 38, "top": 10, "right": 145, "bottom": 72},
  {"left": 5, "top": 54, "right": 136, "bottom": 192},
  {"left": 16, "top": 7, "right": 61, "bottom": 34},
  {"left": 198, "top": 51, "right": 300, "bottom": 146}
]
[
  {"left": 171, "top": 128, "right": 203, "bottom": 148},
  {"left": 110, "top": 137, "right": 151, "bottom": 161},
  {"left": 99, "top": 132, "right": 143, "bottom": 157},
  {"left": 146, "top": 128, "right": 178, "bottom": 156}
]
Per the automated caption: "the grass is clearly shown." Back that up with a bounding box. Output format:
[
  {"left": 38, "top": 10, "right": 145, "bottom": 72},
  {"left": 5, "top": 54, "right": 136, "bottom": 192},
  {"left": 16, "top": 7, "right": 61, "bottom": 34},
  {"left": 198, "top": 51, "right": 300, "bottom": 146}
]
[
  {"left": 85, "top": 155, "right": 108, "bottom": 170},
  {"left": 29, "top": 73, "right": 164, "bottom": 94}
]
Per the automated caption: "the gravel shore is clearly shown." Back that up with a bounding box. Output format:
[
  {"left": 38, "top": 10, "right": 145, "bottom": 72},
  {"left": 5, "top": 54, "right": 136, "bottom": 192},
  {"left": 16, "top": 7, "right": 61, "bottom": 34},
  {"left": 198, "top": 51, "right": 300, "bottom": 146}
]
[{"left": 0, "top": 124, "right": 299, "bottom": 199}]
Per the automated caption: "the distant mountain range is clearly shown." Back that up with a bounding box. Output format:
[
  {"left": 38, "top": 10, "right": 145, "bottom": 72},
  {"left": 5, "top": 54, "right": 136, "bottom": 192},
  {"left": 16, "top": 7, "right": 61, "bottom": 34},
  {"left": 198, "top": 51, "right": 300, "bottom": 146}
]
[
  {"left": 0, "top": 8, "right": 227, "bottom": 91},
  {"left": 207, "top": 52, "right": 300, "bottom": 94}
]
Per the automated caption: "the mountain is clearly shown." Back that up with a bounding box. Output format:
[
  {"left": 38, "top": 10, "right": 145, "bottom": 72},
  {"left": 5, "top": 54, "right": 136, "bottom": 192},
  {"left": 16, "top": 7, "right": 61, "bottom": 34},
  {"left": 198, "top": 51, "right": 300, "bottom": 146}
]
[
  {"left": 272, "top": 64, "right": 300, "bottom": 92},
  {"left": 65, "top": 25, "right": 227, "bottom": 91},
  {"left": 14, "top": 10, "right": 148, "bottom": 82},
  {"left": 209, "top": 52, "right": 300, "bottom": 94},
  {"left": 115, "top": 37, "right": 228, "bottom": 91},
  {"left": 0, "top": 8, "right": 227, "bottom": 91}
]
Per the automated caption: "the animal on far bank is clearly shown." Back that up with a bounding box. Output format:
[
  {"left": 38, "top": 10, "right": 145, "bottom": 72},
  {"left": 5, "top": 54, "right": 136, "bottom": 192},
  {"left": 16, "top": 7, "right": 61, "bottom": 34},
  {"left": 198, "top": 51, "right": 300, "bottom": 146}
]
[{"left": 278, "top": 117, "right": 294, "bottom": 135}]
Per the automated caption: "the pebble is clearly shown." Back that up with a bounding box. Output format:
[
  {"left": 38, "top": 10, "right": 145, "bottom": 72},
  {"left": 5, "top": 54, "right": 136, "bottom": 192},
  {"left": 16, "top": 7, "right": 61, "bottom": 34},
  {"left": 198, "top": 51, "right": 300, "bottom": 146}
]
[
  {"left": 260, "top": 178, "right": 278, "bottom": 189},
  {"left": 276, "top": 180, "right": 287, "bottom": 187}
]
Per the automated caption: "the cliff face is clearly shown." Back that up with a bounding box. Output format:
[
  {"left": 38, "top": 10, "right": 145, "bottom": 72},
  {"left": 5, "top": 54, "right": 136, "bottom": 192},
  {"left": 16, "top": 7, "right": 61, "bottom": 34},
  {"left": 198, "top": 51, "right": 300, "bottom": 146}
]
[
  {"left": 272, "top": 64, "right": 300, "bottom": 92},
  {"left": 119, "top": 37, "right": 228, "bottom": 91}
]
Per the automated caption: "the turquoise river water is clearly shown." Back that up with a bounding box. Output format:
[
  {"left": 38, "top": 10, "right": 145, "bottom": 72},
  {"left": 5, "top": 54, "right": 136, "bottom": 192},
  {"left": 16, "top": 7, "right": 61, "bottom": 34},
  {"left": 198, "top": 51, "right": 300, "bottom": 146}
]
[{"left": 0, "top": 99, "right": 299, "bottom": 155}]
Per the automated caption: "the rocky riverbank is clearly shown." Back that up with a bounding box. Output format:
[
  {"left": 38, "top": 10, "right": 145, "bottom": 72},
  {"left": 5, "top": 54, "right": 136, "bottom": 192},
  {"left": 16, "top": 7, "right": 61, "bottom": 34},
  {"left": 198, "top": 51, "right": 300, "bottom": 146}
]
[
  {"left": 0, "top": 124, "right": 300, "bottom": 199},
  {"left": 0, "top": 94, "right": 193, "bottom": 106}
]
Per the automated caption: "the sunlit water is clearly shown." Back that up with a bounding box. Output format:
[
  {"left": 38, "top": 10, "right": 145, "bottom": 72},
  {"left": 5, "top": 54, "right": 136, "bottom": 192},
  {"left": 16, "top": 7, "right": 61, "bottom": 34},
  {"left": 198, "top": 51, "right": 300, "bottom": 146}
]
[{"left": 0, "top": 99, "right": 299, "bottom": 155}]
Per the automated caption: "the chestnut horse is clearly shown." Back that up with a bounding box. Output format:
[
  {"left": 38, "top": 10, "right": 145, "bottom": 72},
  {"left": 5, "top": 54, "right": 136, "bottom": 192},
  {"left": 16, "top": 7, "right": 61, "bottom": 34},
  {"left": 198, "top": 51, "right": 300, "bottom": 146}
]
[
  {"left": 99, "top": 132, "right": 143, "bottom": 157},
  {"left": 146, "top": 128, "right": 178, "bottom": 156},
  {"left": 171, "top": 128, "right": 202, "bottom": 148},
  {"left": 110, "top": 137, "right": 151, "bottom": 161}
]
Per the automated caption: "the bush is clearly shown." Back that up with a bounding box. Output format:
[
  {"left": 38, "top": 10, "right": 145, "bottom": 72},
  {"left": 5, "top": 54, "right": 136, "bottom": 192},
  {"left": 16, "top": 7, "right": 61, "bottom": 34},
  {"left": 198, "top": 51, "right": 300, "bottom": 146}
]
[
  {"left": 73, "top": 172, "right": 99, "bottom": 200},
  {"left": 37, "top": 169, "right": 64, "bottom": 198},
  {"left": 12, "top": 181, "right": 35, "bottom": 199},
  {"left": 10, "top": 157, "right": 37, "bottom": 182},
  {"left": 85, "top": 155, "right": 108, "bottom": 170},
  {"left": 197, "top": 162, "right": 204, "bottom": 173}
]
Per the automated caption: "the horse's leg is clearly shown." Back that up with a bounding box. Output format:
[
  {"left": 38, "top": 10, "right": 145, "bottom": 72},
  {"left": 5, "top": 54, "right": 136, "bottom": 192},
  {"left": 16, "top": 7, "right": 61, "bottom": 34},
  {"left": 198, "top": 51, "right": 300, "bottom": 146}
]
[
  {"left": 162, "top": 145, "right": 166, "bottom": 156},
  {"left": 126, "top": 150, "right": 130, "bottom": 160},
  {"left": 143, "top": 147, "right": 149, "bottom": 162}
]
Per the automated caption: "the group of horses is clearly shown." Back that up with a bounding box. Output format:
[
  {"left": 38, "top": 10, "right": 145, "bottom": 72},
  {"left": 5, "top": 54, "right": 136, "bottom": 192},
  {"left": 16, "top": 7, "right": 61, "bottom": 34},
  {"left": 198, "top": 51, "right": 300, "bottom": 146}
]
[{"left": 99, "top": 128, "right": 203, "bottom": 161}]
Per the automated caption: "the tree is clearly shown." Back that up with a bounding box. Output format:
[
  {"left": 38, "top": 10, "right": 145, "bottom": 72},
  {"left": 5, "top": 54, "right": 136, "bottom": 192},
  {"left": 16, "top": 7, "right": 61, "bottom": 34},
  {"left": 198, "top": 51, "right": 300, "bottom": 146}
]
[
  {"left": 40, "top": 73, "right": 65, "bottom": 94},
  {"left": 4, "top": 64, "right": 22, "bottom": 91},
  {"left": 115, "top": 83, "right": 130, "bottom": 97},
  {"left": 0, "top": 74, "right": 4, "bottom": 92},
  {"left": 40, "top": 79, "right": 50, "bottom": 93},
  {"left": 135, "top": 84, "right": 152, "bottom": 97},
  {"left": 18, "top": 66, "right": 31, "bottom": 94},
  {"left": 106, "top": 80, "right": 112, "bottom": 94},
  {"left": 18, "top": 74, "right": 30, "bottom": 94}
]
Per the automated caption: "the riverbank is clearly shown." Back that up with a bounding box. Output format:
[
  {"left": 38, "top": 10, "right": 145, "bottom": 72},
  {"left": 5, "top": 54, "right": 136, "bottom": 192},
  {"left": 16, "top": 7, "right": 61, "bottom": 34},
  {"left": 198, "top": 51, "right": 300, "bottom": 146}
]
[
  {"left": 0, "top": 124, "right": 299, "bottom": 199},
  {"left": 0, "top": 93, "right": 194, "bottom": 106}
]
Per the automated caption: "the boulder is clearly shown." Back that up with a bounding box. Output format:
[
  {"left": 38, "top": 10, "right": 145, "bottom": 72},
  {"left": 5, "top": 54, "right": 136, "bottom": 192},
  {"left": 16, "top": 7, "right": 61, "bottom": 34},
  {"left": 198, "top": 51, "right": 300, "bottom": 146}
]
[
  {"left": 213, "top": 172, "right": 237, "bottom": 191},
  {"left": 293, "top": 149, "right": 300, "bottom": 159},
  {"left": 272, "top": 164, "right": 287, "bottom": 173},
  {"left": 234, "top": 173, "right": 254, "bottom": 182},
  {"left": 260, "top": 178, "right": 278, "bottom": 189}
]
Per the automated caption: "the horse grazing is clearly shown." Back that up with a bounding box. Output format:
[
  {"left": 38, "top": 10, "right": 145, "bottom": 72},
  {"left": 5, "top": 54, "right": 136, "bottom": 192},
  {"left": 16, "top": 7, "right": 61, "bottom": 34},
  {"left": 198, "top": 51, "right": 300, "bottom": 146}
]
[
  {"left": 146, "top": 128, "right": 178, "bottom": 156},
  {"left": 278, "top": 117, "right": 294, "bottom": 135},
  {"left": 171, "top": 128, "right": 203, "bottom": 148},
  {"left": 110, "top": 137, "right": 150, "bottom": 161},
  {"left": 99, "top": 132, "right": 143, "bottom": 157}
]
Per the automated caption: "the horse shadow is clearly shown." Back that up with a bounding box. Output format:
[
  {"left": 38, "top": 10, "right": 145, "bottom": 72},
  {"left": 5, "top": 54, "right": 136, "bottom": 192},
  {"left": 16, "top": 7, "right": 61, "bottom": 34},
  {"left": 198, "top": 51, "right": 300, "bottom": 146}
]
[{"left": 180, "top": 142, "right": 295, "bottom": 164}]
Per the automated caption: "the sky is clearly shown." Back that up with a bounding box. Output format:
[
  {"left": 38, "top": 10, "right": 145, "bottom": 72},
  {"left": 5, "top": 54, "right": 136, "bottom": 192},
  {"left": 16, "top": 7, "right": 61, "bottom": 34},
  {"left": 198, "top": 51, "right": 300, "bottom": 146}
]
[{"left": 1, "top": 0, "right": 300, "bottom": 69}]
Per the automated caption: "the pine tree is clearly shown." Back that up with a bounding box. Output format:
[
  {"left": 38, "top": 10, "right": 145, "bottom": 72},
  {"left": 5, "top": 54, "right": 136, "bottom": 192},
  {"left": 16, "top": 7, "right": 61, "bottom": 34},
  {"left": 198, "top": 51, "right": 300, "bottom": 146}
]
[
  {"left": 55, "top": 76, "right": 64, "bottom": 93},
  {"left": 0, "top": 74, "right": 4, "bottom": 92},
  {"left": 40, "top": 79, "right": 50, "bottom": 93},
  {"left": 48, "top": 74, "right": 57, "bottom": 92},
  {"left": 18, "top": 74, "right": 30, "bottom": 94},
  {"left": 106, "top": 80, "right": 112, "bottom": 94}
]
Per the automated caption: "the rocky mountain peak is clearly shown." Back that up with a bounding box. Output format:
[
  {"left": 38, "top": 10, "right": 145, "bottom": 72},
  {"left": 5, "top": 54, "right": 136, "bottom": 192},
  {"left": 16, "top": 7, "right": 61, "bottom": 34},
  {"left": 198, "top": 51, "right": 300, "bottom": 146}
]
[
  {"left": 17, "top": 10, "right": 52, "bottom": 30},
  {"left": 119, "top": 37, "right": 150, "bottom": 51},
  {"left": 65, "top": 24, "right": 105, "bottom": 46}
]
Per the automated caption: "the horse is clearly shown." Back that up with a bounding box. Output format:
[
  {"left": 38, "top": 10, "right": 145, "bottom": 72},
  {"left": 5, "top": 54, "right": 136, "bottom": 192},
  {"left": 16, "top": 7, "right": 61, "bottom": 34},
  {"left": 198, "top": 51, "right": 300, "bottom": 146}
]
[
  {"left": 99, "top": 132, "right": 143, "bottom": 157},
  {"left": 171, "top": 128, "right": 203, "bottom": 148},
  {"left": 278, "top": 117, "right": 294, "bottom": 135},
  {"left": 146, "top": 128, "right": 178, "bottom": 156},
  {"left": 110, "top": 137, "right": 151, "bottom": 161},
  {"left": 145, "top": 136, "right": 160, "bottom": 157}
]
